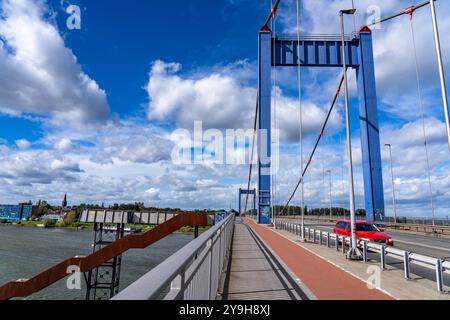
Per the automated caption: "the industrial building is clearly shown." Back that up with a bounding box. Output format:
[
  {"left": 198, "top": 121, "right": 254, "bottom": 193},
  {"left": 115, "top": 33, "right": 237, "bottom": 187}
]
[{"left": 0, "top": 203, "right": 35, "bottom": 221}]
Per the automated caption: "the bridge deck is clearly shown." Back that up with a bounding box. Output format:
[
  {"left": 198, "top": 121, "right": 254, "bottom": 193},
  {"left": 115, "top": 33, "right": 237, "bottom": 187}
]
[
  {"left": 245, "top": 218, "right": 393, "bottom": 300},
  {"left": 218, "top": 219, "right": 305, "bottom": 300}
]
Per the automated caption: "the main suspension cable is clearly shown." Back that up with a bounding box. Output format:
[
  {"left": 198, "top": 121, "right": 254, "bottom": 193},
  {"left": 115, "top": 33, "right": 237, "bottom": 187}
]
[
  {"left": 367, "top": 1, "right": 435, "bottom": 28},
  {"left": 280, "top": 74, "right": 345, "bottom": 216},
  {"left": 262, "top": 0, "right": 281, "bottom": 29},
  {"left": 244, "top": 95, "right": 259, "bottom": 213}
]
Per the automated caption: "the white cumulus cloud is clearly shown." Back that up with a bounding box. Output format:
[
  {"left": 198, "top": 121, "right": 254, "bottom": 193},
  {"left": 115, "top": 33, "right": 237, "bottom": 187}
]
[{"left": 0, "top": 0, "right": 110, "bottom": 127}]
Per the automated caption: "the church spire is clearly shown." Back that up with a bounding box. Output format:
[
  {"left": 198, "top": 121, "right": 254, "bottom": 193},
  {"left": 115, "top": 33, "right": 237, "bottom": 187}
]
[{"left": 62, "top": 193, "right": 67, "bottom": 208}]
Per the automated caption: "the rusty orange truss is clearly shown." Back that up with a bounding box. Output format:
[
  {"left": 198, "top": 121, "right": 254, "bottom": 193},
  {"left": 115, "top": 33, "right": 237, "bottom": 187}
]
[{"left": 0, "top": 213, "right": 208, "bottom": 300}]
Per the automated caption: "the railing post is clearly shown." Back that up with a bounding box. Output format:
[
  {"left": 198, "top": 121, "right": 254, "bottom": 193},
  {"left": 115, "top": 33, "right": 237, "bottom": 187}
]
[
  {"left": 207, "top": 239, "right": 214, "bottom": 300},
  {"left": 224, "top": 224, "right": 229, "bottom": 260},
  {"left": 404, "top": 251, "right": 410, "bottom": 280},
  {"left": 335, "top": 235, "right": 340, "bottom": 251},
  {"left": 380, "top": 246, "right": 386, "bottom": 270},
  {"left": 313, "top": 229, "right": 316, "bottom": 243},
  {"left": 218, "top": 226, "right": 223, "bottom": 275},
  {"left": 326, "top": 232, "right": 330, "bottom": 248},
  {"left": 436, "top": 259, "right": 444, "bottom": 293},
  {"left": 342, "top": 237, "right": 346, "bottom": 253},
  {"left": 362, "top": 241, "right": 368, "bottom": 262},
  {"left": 170, "top": 268, "right": 186, "bottom": 300}
]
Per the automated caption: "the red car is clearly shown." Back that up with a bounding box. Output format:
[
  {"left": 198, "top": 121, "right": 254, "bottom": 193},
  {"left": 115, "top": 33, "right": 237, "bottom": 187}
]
[{"left": 333, "top": 220, "right": 394, "bottom": 246}]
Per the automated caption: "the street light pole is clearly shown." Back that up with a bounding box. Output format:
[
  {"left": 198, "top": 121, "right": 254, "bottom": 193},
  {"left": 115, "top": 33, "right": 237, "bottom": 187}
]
[
  {"left": 429, "top": 0, "right": 450, "bottom": 154},
  {"left": 385, "top": 144, "right": 398, "bottom": 224},
  {"left": 351, "top": 0, "right": 357, "bottom": 32},
  {"left": 340, "top": 8, "right": 362, "bottom": 260},
  {"left": 328, "top": 170, "right": 332, "bottom": 220}
]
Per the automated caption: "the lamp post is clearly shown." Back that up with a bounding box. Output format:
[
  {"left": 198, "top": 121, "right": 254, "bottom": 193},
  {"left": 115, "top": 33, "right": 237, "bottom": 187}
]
[
  {"left": 429, "top": 0, "right": 450, "bottom": 155},
  {"left": 328, "top": 170, "right": 333, "bottom": 220},
  {"left": 351, "top": 0, "right": 357, "bottom": 32},
  {"left": 385, "top": 144, "right": 398, "bottom": 224},
  {"left": 340, "top": 8, "right": 362, "bottom": 260}
]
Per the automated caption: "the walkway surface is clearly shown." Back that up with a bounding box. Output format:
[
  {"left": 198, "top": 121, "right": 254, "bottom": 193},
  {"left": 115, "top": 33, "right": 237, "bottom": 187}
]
[
  {"left": 218, "top": 219, "right": 306, "bottom": 300},
  {"left": 243, "top": 218, "right": 393, "bottom": 300}
]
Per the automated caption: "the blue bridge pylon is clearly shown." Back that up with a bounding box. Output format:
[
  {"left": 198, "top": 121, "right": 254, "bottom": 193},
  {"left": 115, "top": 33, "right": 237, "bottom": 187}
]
[
  {"left": 239, "top": 188, "right": 256, "bottom": 217},
  {"left": 258, "top": 26, "right": 385, "bottom": 224}
]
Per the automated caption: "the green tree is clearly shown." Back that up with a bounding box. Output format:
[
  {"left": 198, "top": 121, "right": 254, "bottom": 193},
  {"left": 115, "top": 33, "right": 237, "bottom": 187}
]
[{"left": 63, "top": 211, "right": 78, "bottom": 227}]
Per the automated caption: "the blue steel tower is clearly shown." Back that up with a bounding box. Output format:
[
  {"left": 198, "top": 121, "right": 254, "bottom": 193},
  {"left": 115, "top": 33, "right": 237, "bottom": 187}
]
[{"left": 257, "top": 26, "right": 385, "bottom": 224}]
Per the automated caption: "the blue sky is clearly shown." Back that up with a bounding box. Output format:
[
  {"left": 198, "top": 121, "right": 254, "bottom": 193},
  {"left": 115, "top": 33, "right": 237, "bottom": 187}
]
[
  {"left": 0, "top": 0, "right": 266, "bottom": 141},
  {"left": 1, "top": 0, "right": 450, "bottom": 219},
  {"left": 56, "top": 0, "right": 265, "bottom": 116}
]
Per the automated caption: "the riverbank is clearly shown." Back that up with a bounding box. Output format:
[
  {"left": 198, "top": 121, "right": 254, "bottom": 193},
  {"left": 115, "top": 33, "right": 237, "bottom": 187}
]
[{"left": 0, "top": 220, "right": 208, "bottom": 234}]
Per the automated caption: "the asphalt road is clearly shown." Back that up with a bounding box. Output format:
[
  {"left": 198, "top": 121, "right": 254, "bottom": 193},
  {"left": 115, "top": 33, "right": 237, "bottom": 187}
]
[{"left": 283, "top": 220, "right": 450, "bottom": 289}]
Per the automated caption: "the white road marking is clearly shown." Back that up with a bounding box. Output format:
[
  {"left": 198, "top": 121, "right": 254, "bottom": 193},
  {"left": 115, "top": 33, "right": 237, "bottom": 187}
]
[{"left": 392, "top": 239, "right": 450, "bottom": 253}]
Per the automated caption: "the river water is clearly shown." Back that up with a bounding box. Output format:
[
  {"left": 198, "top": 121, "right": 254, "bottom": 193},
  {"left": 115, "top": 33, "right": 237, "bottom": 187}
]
[{"left": 0, "top": 224, "right": 193, "bottom": 300}]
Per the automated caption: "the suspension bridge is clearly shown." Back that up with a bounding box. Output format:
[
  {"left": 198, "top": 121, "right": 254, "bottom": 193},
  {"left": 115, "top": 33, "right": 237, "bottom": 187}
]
[{"left": 1, "top": 0, "right": 450, "bottom": 300}]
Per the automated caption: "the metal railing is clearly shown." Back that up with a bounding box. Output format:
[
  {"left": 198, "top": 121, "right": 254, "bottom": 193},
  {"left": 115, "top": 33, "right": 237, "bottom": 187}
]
[
  {"left": 112, "top": 214, "right": 234, "bottom": 300},
  {"left": 275, "top": 220, "right": 450, "bottom": 293}
]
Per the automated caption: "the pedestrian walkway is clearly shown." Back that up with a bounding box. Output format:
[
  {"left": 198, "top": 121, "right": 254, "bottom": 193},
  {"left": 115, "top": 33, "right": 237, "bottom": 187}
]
[
  {"left": 219, "top": 218, "right": 308, "bottom": 300},
  {"left": 244, "top": 218, "right": 393, "bottom": 300}
]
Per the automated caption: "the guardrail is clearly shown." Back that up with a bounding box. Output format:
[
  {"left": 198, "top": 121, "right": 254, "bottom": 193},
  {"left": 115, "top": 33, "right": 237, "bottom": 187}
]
[
  {"left": 112, "top": 214, "right": 234, "bottom": 300},
  {"left": 275, "top": 220, "right": 449, "bottom": 293},
  {"left": 280, "top": 215, "right": 450, "bottom": 236}
]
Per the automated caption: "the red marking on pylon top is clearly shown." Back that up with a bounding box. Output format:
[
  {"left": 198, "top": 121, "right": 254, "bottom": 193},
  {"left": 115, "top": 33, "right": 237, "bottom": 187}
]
[
  {"left": 359, "top": 26, "right": 372, "bottom": 33},
  {"left": 260, "top": 25, "right": 272, "bottom": 33},
  {"left": 405, "top": 6, "right": 415, "bottom": 20}
]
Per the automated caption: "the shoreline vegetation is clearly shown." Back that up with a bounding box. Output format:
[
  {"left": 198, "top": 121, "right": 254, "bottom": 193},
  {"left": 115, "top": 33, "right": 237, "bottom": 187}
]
[
  {"left": 0, "top": 219, "right": 209, "bottom": 235},
  {"left": 1, "top": 203, "right": 216, "bottom": 235}
]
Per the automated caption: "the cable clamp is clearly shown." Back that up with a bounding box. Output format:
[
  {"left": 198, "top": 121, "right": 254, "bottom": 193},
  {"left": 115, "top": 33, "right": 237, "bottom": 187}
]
[
  {"left": 405, "top": 6, "right": 415, "bottom": 20},
  {"left": 271, "top": 6, "right": 278, "bottom": 17}
]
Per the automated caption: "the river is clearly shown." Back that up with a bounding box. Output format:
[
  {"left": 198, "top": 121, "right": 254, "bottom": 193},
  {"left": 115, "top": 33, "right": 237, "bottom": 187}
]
[{"left": 0, "top": 224, "right": 193, "bottom": 300}]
